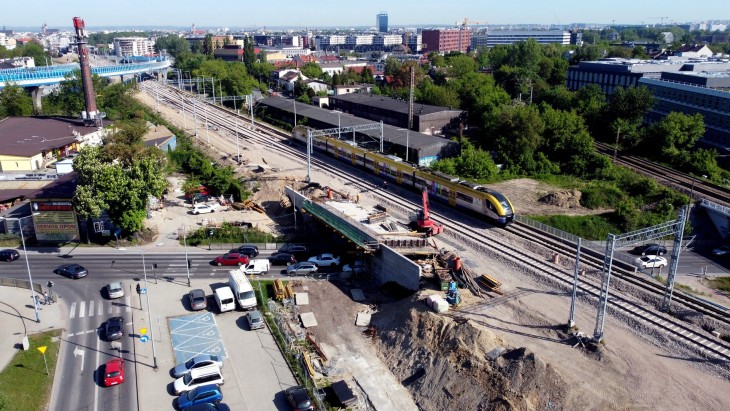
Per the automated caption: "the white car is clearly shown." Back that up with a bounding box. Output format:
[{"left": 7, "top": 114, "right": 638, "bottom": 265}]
[
  {"left": 342, "top": 261, "right": 366, "bottom": 275},
  {"left": 192, "top": 204, "right": 217, "bottom": 215},
  {"left": 173, "top": 364, "right": 224, "bottom": 395},
  {"left": 107, "top": 282, "right": 124, "bottom": 299},
  {"left": 635, "top": 255, "right": 668, "bottom": 269},
  {"left": 307, "top": 253, "right": 341, "bottom": 267}
]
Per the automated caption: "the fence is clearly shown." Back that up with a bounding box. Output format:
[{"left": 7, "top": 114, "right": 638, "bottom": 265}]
[
  {"left": 266, "top": 299, "right": 327, "bottom": 410},
  {"left": 515, "top": 215, "right": 638, "bottom": 268},
  {"left": 0, "top": 277, "right": 56, "bottom": 302}
]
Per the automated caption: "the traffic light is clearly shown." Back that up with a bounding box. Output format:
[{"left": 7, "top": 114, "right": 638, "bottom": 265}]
[
  {"left": 187, "top": 259, "right": 192, "bottom": 269},
  {"left": 153, "top": 263, "right": 158, "bottom": 270},
  {"left": 136, "top": 284, "right": 141, "bottom": 294}
]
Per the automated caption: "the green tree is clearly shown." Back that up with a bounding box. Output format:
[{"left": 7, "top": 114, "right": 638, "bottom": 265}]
[
  {"left": 0, "top": 84, "right": 33, "bottom": 116},
  {"left": 20, "top": 42, "right": 50, "bottom": 66},
  {"left": 490, "top": 104, "right": 550, "bottom": 174},
  {"left": 446, "top": 54, "right": 477, "bottom": 78},
  {"left": 301, "top": 62, "right": 323, "bottom": 79},
  {"left": 243, "top": 36, "right": 256, "bottom": 70},
  {"left": 539, "top": 105, "right": 595, "bottom": 175},
  {"left": 646, "top": 112, "right": 705, "bottom": 159},
  {"left": 202, "top": 34, "right": 214, "bottom": 57},
  {"left": 155, "top": 34, "right": 190, "bottom": 58},
  {"left": 417, "top": 80, "right": 460, "bottom": 108},
  {"left": 46, "top": 71, "right": 108, "bottom": 117},
  {"left": 604, "top": 86, "right": 655, "bottom": 126}
]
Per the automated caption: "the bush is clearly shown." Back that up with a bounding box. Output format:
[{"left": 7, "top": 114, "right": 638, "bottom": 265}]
[
  {"left": 580, "top": 182, "right": 625, "bottom": 209},
  {"left": 183, "top": 223, "right": 281, "bottom": 245},
  {"left": 530, "top": 213, "right": 621, "bottom": 240}
]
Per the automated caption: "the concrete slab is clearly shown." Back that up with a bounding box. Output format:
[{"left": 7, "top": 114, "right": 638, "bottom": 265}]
[
  {"left": 355, "top": 312, "right": 371, "bottom": 327},
  {"left": 295, "top": 292, "right": 309, "bottom": 305},
  {"left": 351, "top": 288, "right": 365, "bottom": 301},
  {"left": 169, "top": 312, "right": 227, "bottom": 364},
  {"left": 299, "top": 312, "right": 318, "bottom": 328}
]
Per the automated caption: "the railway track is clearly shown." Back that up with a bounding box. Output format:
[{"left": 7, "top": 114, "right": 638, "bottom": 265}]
[
  {"left": 141, "top": 81, "right": 730, "bottom": 361},
  {"left": 595, "top": 142, "right": 730, "bottom": 207}
]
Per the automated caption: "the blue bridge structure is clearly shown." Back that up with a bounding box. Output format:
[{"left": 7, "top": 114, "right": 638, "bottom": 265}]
[{"left": 0, "top": 57, "right": 172, "bottom": 89}]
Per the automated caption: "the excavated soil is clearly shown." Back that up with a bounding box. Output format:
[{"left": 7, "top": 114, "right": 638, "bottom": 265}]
[{"left": 373, "top": 300, "right": 569, "bottom": 411}]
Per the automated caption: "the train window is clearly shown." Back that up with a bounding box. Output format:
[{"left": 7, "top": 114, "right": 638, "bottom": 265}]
[{"left": 456, "top": 192, "right": 473, "bottom": 204}]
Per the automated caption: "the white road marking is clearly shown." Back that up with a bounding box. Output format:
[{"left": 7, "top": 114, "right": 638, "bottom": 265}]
[
  {"left": 125, "top": 296, "right": 132, "bottom": 312},
  {"left": 67, "top": 333, "right": 74, "bottom": 337},
  {"left": 97, "top": 301, "right": 103, "bottom": 316},
  {"left": 73, "top": 346, "right": 85, "bottom": 371},
  {"left": 78, "top": 301, "right": 86, "bottom": 318},
  {"left": 88, "top": 300, "right": 94, "bottom": 317},
  {"left": 69, "top": 302, "right": 76, "bottom": 319},
  {"left": 86, "top": 330, "right": 94, "bottom": 334}
]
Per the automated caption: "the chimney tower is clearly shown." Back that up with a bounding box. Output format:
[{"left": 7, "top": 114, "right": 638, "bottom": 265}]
[{"left": 72, "top": 17, "right": 101, "bottom": 127}]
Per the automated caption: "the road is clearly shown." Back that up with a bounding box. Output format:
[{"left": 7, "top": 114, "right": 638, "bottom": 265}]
[{"left": 1, "top": 248, "right": 298, "bottom": 411}]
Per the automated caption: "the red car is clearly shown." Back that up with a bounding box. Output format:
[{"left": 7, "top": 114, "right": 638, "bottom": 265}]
[
  {"left": 103, "top": 358, "right": 125, "bottom": 386},
  {"left": 213, "top": 253, "right": 250, "bottom": 266}
]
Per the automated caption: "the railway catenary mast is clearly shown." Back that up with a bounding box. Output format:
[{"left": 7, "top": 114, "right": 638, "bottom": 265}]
[{"left": 72, "top": 17, "right": 102, "bottom": 127}]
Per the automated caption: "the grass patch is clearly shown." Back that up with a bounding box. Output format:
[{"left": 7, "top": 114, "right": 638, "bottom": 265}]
[
  {"left": 674, "top": 283, "right": 705, "bottom": 295},
  {"left": 529, "top": 213, "right": 621, "bottom": 241},
  {"left": 709, "top": 277, "right": 730, "bottom": 293},
  {"left": 183, "top": 223, "right": 283, "bottom": 246},
  {"left": 251, "top": 280, "right": 274, "bottom": 309},
  {"left": 0, "top": 330, "right": 62, "bottom": 410}
]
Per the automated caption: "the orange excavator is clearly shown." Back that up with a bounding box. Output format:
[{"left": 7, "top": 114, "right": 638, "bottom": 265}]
[{"left": 411, "top": 189, "right": 444, "bottom": 237}]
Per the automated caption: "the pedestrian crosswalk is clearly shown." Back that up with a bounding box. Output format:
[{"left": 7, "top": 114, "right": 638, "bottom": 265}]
[{"left": 68, "top": 297, "right": 133, "bottom": 319}]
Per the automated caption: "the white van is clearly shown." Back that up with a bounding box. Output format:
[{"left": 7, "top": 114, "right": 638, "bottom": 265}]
[
  {"left": 227, "top": 269, "right": 257, "bottom": 310},
  {"left": 214, "top": 286, "right": 235, "bottom": 313},
  {"left": 241, "top": 259, "right": 270, "bottom": 276}
]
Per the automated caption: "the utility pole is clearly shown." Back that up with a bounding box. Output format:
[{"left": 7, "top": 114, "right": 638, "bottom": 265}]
[{"left": 613, "top": 126, "right": 620, "bottom": 163}]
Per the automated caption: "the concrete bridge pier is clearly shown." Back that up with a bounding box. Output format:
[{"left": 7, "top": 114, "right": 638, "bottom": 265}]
[{"left": 29, "top": 86, "right": 43, "bottom": 114}]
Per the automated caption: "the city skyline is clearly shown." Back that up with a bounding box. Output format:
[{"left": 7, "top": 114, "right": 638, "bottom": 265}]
[{"left": 4, "top": 0, "right": 730, "bottom": 30}]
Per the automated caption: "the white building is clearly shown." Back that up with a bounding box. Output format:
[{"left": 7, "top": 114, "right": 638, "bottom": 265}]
[
  {"left": 471, "top": 30, "right": 571, "bottom": 49},
  {"left": 113, "top": 37, "right": 155, "bottom": 57},
  {"left": 0, "top": 33, "right": 16, "bottom": 50}
]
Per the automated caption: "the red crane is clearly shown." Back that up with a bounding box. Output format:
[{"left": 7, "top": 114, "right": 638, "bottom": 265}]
[{"left": 413, "top": 189, "right": 443, "bottom": 237}]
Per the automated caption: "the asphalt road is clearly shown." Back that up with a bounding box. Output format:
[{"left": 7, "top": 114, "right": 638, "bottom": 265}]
[{"left": 0, "top": 249, "right": 306, "bottom": 411}]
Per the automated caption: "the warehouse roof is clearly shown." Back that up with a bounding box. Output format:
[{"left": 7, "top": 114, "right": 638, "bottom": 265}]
[
  {"left": 0, "top": 117, "right": 97, "bottom": 157},
  {"left": 258, "top": 97, "right": 454, "bottom": 151},
  {"left": 330, "top": 93, "right": 463, "bottom": 116}
]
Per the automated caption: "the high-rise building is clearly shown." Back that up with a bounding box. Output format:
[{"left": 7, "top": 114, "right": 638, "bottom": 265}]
[{"left": 377, "top": 13, "right": 388, "bottom": 33}]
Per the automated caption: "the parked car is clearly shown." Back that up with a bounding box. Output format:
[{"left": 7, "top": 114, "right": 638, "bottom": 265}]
[
  {"left": 246, "top": 310, "right": 265, "bottom": 330},
  {"left": 634, "top": 255, "right": 668, "bottom": 269},
  {"left": 342, "top": 261, "right": 366, "bottom": 275},
  {"left": 308, "top": 253, "right": 341, "bottom": 267},
  {"left": 192, "top": 204, "right": 217, "bottom": 215},
  {"left": 269, "top": 252, "right": 297, "bottom": 266},
  {"left": 631, "top": 243, "right": 667, "bottom": 256},
  {"left": 212, "top": 253, "right": 250, "bottom": 267},
  {"left": 56, "top": 263, "right": 88, "bottom": 279},
  {"left": 232, "top": 245, "right": 259, "bottom": 258},
  {"left": 105, "top": 316, "right": 125, "bottom": 341},
  {"left": 279, "top": 244, "right": 309, "bottom": 255},
  {"left": 181, "top": 403, "right": 230, "bottom": 411},
  {"left": 188, "top": 289, "right": 208, "bottom": 311},
  {"left": 103, "top": 358, "right": 125, "bottom": 387},
  {"left": 187, "top": 193, "right": 209, "bottom": 204},
  {"left": 0, "top": 249, "right": 20, "bottom": 262},
  {"left": 106, "top": 282, "right": 124, "bottom": 299},
  {"left": 286, "top": 262, "right": 318, "bottom": 276},
  {"left": 173, "top": 364, "right": 224, "bottom": 395},
  {"left": 284, "top": 385, "right": 314, "bottom": 411},
  {"left": 172, "top": 355, "right": 224, "bottom": 379},
  {"left": 176, "top": 383, "right": 223, "bottom": 409},
  {"left": 712, "top": 245, "right": 730, "bottom": 256}
]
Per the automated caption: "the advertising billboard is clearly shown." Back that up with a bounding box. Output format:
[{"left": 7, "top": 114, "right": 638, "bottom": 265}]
[{"left": 31, "top": 201, "right": 80, "bottom": 242}]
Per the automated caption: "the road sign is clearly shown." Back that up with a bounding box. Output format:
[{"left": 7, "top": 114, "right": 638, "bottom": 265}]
[
  {"left": 140, "top": 335, "right": 149, "bottom": 343},
  {"left": 37, "top": 346, "right": 47, "bottom": 354},
  {"left": 140, "top": 288, "right": 147, "bottom": 294},
  {"left": 139, "top": 328, "right": 147, "bottom": 335}
]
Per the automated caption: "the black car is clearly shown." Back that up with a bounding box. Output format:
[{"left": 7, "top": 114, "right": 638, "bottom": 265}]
[
  {"left": 0, "top": 249, "right": 20, "bottom": 262},
  {"left": 284, "top": 386, "right": 314, "bottom": 411},
  {"left": 56, "top": 263, "right": 88, "bottom": 279},
  {"left": 279, "top": 244, "right": 309, "bottom": 255},
  {"left": 105, "top": 316, "right": 125, "bottom": 341},
  {"left": 268, "top": 252, "right": 297, "bottom": 266},
  {"left": 232, "top": 245, "right": 259, "bottom": 258},
  {"left": 631, "top": 243, "right": 667, "bottom": 256}
]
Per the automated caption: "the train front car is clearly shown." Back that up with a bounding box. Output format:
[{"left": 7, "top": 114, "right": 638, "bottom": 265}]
[{"left": 486, "top": 190, "right": 515, "bottom": 226}]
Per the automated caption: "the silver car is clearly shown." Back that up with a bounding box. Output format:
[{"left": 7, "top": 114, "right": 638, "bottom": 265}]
[
  {"left": 171, "top": 354, "right": 224, "bottom": 378},
  {"left": 247, "top": 310, "right": 265, "bottom": 330},
  {"left": 286, "top": 262, "right": 318, "bottom": 276},
  {"left": 107, "top": 282, "right": 124, "bottom": 299}
]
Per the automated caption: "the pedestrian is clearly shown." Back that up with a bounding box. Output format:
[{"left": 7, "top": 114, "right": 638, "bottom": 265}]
[
  {"left": 383, "top": 181, "right": 388, "bottom": 189},
  {"left": 34, "top": 296, "right": 42, "bottom": 311},
  {"left": 44, "top": 291, "right": 51, "bottom": 305}
]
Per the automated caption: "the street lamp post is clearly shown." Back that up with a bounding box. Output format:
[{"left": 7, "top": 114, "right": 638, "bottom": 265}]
[
  {"left": 182, "top": 218, "right": 191, "bottom": 287},
  {"left": 137, "top": 247, "right": 158, "bottom": 369},
  {"left": 2, "top": 215, "right": 41, "bottom": 323}
]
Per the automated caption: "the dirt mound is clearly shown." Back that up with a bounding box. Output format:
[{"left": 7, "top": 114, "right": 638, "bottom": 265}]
[
  {"left": 373, "top": 304, "right": 569, "bottom": 411},
  {"left": 539, "top": 190, "right": 582, "bottom": 208}
]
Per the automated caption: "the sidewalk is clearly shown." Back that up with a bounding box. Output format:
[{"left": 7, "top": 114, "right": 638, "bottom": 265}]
[{"left": 0, "top": 285, "right": 64, "bottom": 373}]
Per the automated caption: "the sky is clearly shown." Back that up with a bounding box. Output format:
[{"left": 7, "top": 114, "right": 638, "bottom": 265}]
[{"left": 3, "top": 0, "right": 728, "bottom": 29}]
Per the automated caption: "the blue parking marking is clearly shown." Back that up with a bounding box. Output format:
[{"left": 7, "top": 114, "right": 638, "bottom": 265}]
[{"left": 170, "top": 312, "right": 228, "bottom": 364}]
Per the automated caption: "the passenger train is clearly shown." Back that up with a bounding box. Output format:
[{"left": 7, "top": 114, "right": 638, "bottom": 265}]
[{"left": 292, "top": 127, "right": 515, "bottom": 226}]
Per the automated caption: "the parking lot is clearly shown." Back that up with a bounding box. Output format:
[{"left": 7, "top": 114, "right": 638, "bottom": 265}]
[{"left": 132, "top": 278, "right": 297, "bottom": 411}]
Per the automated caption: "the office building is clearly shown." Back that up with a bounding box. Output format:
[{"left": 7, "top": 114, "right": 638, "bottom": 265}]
[
  {"left": 471, "top": 30, "right": 573, "bottom": 49},
  {"left": 640, "top": 72, "right": 730, "bottom": 150},
  {"left": 113, "top": 37, "right": 155, "bottom": 57},
  {"left": 377, "top": 13, "right": 388, "bottom": 33},
  {"left": 422, "top": 29, "right": 471, "bottom": 54}
]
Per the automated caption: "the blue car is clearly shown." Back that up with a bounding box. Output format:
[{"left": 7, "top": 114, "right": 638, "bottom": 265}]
[{"left": 176, "top": 384, "right": 223, "bottom": 410}]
